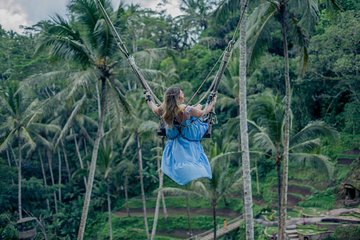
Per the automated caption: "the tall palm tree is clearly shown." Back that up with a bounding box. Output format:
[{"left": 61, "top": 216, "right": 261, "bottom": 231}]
[
  {"left": 248, "top": 90, "right": 338, "bottom": 237},
  {"left": 175, "top": 0, "right": 216, "bottom": 45},
  {"left": 246, "top": 1, "right": 340, "bottom": 238},
  {"left": 214, "top": 0, "right": 254, "bottom": 238},
  {"left": 36, "top": 1, "right": 129, "bottom": 238},
  {"left": 122, "top": 91, "right": 158, "bottom": 240},
  {"left": 96, "top": 142, "right": 118, "bottom": 240},
  {"left": 192, "top": 143, "right": 242, "bottom": 240},
  {"left": 0, "top": 81, "right": 49, "bottom": 219},
  {"left": 116, "top": 158, "right": 136, "bottom": 217},
  {"left": 238, "top": 1, "right": 254, "bottom": 239}
]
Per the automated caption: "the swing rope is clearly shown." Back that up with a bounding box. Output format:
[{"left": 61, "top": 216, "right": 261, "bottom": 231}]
[
  {"left": 187, "top": 0, "right": 249, "bottom": 107},
  {"left": 95, "top": 0, "right": 248, "bottom": 136},
  {"left": 95, "top": 0, "right": 162, "bottom": 105}
]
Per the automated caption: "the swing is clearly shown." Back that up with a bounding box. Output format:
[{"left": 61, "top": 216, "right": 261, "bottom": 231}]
[{"left": 95, "top": 0, "right": 244, "bottom": 138}]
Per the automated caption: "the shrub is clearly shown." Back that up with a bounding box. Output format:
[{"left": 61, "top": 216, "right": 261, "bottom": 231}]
[{"left": 333, "top": 225, "right": 360, "bottom": 240}]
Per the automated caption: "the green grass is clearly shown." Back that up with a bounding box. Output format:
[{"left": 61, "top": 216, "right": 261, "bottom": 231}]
[
  {"left": 116, "top": 195, "right": 243, "bottom": 211},
  {"left": 264, "top": 226, "right": 277, "bottom": 236},
  {"left": 89, "top": 213, "right": 223, "bottom": 240},
  {"left": 335, "top": 164, "right": 352, "bottom": 181},
  {"left": 297, "top": 224, "right": 328, "bottom": 235},
  {"left": 299, "top": 188, "right": 335, "bottom": 210},
  {"left": 300, "top": 207, "right": 327, "bottom": 217}
]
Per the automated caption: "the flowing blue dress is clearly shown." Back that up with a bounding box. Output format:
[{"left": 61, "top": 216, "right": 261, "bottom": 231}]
[{"left": 162, "top": 108, "right": 212, "bottom": 185}]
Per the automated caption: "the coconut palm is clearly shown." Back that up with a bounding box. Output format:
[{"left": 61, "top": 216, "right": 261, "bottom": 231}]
[
  {"left": 36, "top": 0, "right": 130, "bottom": 238},
  {"left": 247, "top": 1, "right": 341, "bottom": 238},
  {"left": 116, "top": 158, "right": 136, "bottom": 217},
  {"left": 96, "top": 142, "right": 119, "bottom": 240},
  {"left": 0, "top": 81, "right": 56, "bottom": 219},
  {"left": 214, "top": 0, "right": 254, "bottom": 238},
  {"left": 193, "top": 150, "right": 242, "bottom": 239},
  {"left": 249, "top": 90, "right": 338, "bottom": 235},
  {"left": 122, "top": 91, "right": 159, "bottom": 239}
]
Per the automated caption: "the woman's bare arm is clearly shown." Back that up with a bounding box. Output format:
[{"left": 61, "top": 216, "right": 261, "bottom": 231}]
[
  {"left": 189, "top": 95, "right": 217, "bottom": 118},
  {"left": 145, "top": 92, "right": 161, "bottom": 116}
]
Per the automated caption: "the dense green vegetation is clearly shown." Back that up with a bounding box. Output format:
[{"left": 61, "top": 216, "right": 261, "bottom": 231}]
[{"left": 0, "top": 0, "right": 359, "bottom": 239}]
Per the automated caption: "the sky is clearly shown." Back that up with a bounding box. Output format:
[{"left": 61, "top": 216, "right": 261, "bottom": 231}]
[{"left": 0, "top": 0, "right": 181, "bottom": 33}]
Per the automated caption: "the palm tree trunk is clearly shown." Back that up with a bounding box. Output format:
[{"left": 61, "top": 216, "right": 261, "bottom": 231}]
[
  {"left": 151, "top": 179, "right": 162, "bottom": 240},
  {"left": 58, "top": 148, "right": 62, "bottom": 203},
  {"left": 47, "top": 149, "right": 58, "bottom": 214},
  {"left": 279, "top": 3, "right": 291, "bottom": 239},
  {"left": 18, "top": 133, "right": 23, "bottom": 219},
  {"left": 255, "top": 158, "right": 260, "bottom": 194},
  {"left": 74, "top": 131, "right": 87, "bottom": 187},
  {"left": 161, "top": 193, "right": 168, "bottom": 219},
  {"left": 239, "top": 1, "right": 254, "bottom": 239},
  {"left": 61, "top": 142, "right": 71, "bottom": 182},
  {"left": 124, "top": 175, "right": 130, "bottom": 217},
  {"left": 212, "top": 200, "right": 217, "bottom": 240},
  {"left": 39, "top": 150, "right": 50, "bottom": 211},
  {"left": 136, "top": 132, "right": 150, "bottom": 240},
  {"left": 277, "top": 159, "right": 282, "bottom": 220},
  {"left": 6, "top": 149, "right": 15, "bottom": 185},
  {"left": 83, "top": 136, "right": 89, "bottom": 156},
  {"left": 77, "top": 79, "right": 107, "bottom": 240},
  {"left": 151, "top": 140, "right": 165, "bottom": 240},
  {"left": 107, "top": 182, "right": 113, "bottom": 240}
]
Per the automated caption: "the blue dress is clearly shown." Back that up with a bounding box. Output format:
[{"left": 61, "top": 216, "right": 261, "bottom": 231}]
[{"left": 162, "top": 114, "right": 212, "bottom": 185}]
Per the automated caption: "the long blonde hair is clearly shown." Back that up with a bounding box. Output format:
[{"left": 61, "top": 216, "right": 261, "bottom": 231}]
[{"left": 162, "top": 86, "right": 182, "bottom": 127}]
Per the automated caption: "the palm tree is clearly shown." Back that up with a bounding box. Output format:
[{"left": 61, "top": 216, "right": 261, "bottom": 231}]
[
  {"left": 122, "top": 91, "right": 158, "bottom": 239},
  {"left": 96, "top": 142, "right": 119, "bottom": 240},
  {"left": 116, "top": 158, "right": 136, "bottom": 217},
  {"left": 248, "top": 90, "right": 338, "bottom": 237},
  {"left": 175, "top": 0, "right": 216, "bottom": 46},
  {"left": 214, "top": 0, "right": 254, "bottom": 238},
  {"left": 36, "top": 0, "right": 130, "bottom": 238},
  {"left": 0, "top": 81, "right": 49, "bottom": 219},
  {"left": 246, "top": 1, "right": 340, "bottom": 238},
  {"left": 237, "top": 1, "right": 255, "bottom": 238},
  {"left": 191, "top": 144, "right": 242, "bottom": 240}
]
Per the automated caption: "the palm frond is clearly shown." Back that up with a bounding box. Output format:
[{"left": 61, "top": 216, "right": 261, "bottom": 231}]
[
  {"left": 36, "top": 14, "right": 94, "bottom": 65},
  {"left": 290, "top": 152, "right": 334, "bottom": 179},
  {"left": 246, "top": 2, "right": 277, "bottom": 66},
  {"left": 33, "top": 133, "right": 54, "bottom": 150},
  {"left": 122, "top": 133, "right": 135, "bottom": 154},
  {"left": 289, "top": 138, "right": 321, "bottom": 152},
  {"left": 253, "top": 132, "right": 276, "bottom": 154},
  {"left": 214, "top": 0, "right": 241, "bottom": 21},
  {"left": 55, "top": 94, "right": 87, "bottom": 148},
  {"left": 139, "top": 121, "right": 158, "bottom": 134},
  {"left": 67, "top": 70, "right": 98, "bottom": 98},
  {"left": 289, "top": 121, "right": 338, "bottom": 147},
  {"left": 20, "top": 127, "right": 36, "bottom": 152},
  {"left": 0, "top": 129, "right": 16, "bottom": 153}
]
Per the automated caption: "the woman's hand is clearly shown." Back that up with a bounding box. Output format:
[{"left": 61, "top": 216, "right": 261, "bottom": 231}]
[
  {"left": 194, "top": 104, "right": 202, "bottom": 110},
  {"left": 144, "top": 91, "right": 152, "bottom": 102}
]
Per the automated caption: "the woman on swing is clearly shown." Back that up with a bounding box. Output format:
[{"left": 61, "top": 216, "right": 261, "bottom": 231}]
[{"left": 145, "top": 86, "right": 217, "bottom": 185}]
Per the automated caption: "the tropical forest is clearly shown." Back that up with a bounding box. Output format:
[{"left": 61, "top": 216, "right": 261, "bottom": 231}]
[{"left": 0, "top": 0, "right": 359, "bottom": 239}]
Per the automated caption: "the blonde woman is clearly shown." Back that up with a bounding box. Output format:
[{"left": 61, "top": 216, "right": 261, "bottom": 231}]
[{"left": 145, "top": 86, "right": 217, "bottom": 185}]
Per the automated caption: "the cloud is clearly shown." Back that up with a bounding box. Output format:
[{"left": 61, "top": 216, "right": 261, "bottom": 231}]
[
  {"left": 0, "top": 0, "right": 29, "bottom": 32},
  {"left": 0, "top": 0, "right": 182, "bottom": 33}
]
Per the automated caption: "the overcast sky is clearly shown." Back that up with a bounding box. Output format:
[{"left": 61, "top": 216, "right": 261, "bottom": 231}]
[{"left": 0, "top": 0, "right": 181, "bottom": 33}]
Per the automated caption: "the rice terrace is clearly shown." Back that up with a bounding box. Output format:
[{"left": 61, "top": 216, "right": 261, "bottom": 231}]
[{"left": 0, "top": 0, "right": 359, "bottom": 239}]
